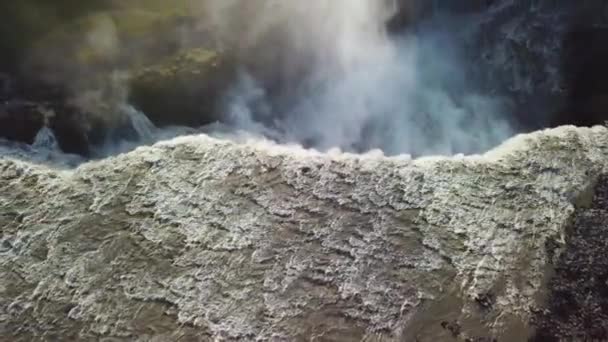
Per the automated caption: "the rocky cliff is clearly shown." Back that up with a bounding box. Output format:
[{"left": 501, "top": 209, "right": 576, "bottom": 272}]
[
  {"left": 2, "top": 125, "right": 607, "bottom": 341},
  {"left": 389, "top": 0, "right": 608, "bottom": 131}
]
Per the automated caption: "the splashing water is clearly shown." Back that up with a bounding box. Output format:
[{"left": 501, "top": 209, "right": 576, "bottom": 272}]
[
  {"left": 0, "top": 126, "right": 84, "bottom": 168},
  {"left": 204, "top": 0, "right": 515, "bottom": 157},
  {"left": 32, "top": 126, "right": 60, "bottom": 151},
  {"left": 123, "top": 105, "right": 157, "bottom": 143},
  {"left": 91, "top": 105, "right": 199, "bottom": 159}
]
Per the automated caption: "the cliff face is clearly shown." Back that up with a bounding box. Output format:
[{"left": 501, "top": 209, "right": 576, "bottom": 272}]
[
  {"left": 452, "top": 1, "right": 608, "bottom": 128},
  {"left": 393, "top": 0, "right": 608, "bottom": 129},
  {"left": 1, "top": 125, "right": 607, "bottom": 341}
]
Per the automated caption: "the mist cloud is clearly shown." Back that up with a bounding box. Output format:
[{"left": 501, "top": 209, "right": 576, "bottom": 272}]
[
  {"left": 15, "top": 0, "right": 516, "bottom": 159},
  {"left": 207, "top": 0, "right": 514, "bottom": 156}
]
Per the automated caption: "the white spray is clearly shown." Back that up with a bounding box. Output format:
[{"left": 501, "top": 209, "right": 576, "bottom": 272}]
[{"left": 208, "top": 0, "right": 514, "bottom": 156}]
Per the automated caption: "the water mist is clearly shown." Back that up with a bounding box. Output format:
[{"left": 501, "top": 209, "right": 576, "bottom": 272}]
[{"left": 208, "top": 0, "right": 514, "bottom": 156}]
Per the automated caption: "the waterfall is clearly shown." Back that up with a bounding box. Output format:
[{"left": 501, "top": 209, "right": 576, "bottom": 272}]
[{"left": 122, "top": 105, "right": 157, "bottom": 143}]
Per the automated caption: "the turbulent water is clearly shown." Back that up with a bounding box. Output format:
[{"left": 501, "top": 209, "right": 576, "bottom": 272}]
[
  {"left": 0, "top": 106, "right": 193, "bottom": 167},
  {"left": 2, "top": 124, "right": 608, "bottom": 340},
  {"left": 4, "top": 3, "right": 608, "bottom": 340}
]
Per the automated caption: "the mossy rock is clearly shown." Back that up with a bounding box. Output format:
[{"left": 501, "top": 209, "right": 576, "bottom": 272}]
[
  {"left": 0, "top": 1, "right": 203, "bottom": 72},
  {"left": 26, "top": 8, "right": 203, "bottom": 73},
  {"left": 0, "top": 1, "right": 108, "bottom": 70},
  {"left": 129, "top": 48, "right": 235, "bottom": 127}
]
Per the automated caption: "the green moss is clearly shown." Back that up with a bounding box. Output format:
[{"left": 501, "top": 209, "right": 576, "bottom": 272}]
[
  {"left": 30, "top": 8, "right": 194, "bottom": 65},
  {"left": 134, "top": 49, "right": 221, "bottom": 79},
  {"left": 0, "top": 0, "right": 201, "bottom": 70},
  {"left": 0, "top": 1, "right": 105, "bottom": 68}
]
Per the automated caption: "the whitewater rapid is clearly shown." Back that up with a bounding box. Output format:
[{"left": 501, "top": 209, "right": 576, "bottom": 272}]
[{"left": 2, "top": 123, "right": 607, "bottom": 340}]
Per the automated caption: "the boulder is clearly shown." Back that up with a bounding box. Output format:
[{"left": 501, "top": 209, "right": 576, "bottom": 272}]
[
  {"left": 128, "top": 48, "right": 235, "bottom": 127},
  {"left": 0, "top": 2, "right": 218, "bottom": 155},
  {"left": 20, "top": 6, "right": 211, "bottom": 97},
  {"left": 0, "top": 1, "right": 105, "bottom": 70},
  {"left": 0, "top": 102, "right": 45, "bottom": 145},
  {"left": 0, "top": 69, "right": 93, "bottom": 155},
  {"left": 0, "top": 100, "right": 96, "bottom": 156},
  {"left": 1, "top": 125, "right": 608, "bottom": 340},
  {"left": 0, "top": 1, "right": 199, "bottom": 72}
]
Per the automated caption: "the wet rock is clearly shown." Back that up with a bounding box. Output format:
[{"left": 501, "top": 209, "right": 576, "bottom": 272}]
[
  {"left": 0, "top": 102, "right": 95, "bottom": 156},
  {"left": 388, "top": 0, "right": 497, "bottom": 33},
  {"left": 48, "top": 108, "right": 93, "bottom": 156},
  {"left": 0, "top": 73, "right": 13, "bottom": 101},
  {"left": 129, "top": 48, "right": 235, "bottom": 127},
  {"left": 474, "top": 1, "right": 608, "bottom": 129},
  {"left": 554, "top": 27, "right": 608, "bottom": 127},
  {"left": 0, "top": 97, "right": 108, "bottom": 157},
  {"left": 1, "top": 125, "right": 607, "bottom": 341},
  {"left": 0, "top": 1, "right": 199, "bottom": 71},
  {"left": 0, "top": 3, "right": 216, "bottom": 152},
  {"left": 25, "top": 6, "right": 205, "bottom": 76},
  {"left": 531, "top": 174, "right": 608, "bottom": 341},
  {"left": 0, "top": 68, "right": 93, "bottom": 154},
  {"left": 393, "top": 1, "right": 608, "bottom": 131},
  {"left": 0, "top": 101, "right": 45, "bottom": 144}
]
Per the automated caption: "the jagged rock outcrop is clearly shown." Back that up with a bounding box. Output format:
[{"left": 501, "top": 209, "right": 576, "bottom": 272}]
[{"left": 1, "top": 125, "right": 607, "bottom": 341}]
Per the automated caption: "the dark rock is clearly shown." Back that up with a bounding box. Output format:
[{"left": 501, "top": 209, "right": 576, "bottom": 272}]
[
  {"left": 391, "top": 1, "right": 608, "bottom": 131},
  {"left": 129, "top": 48, "right": 235, "bottom": 128},
  {"left": 48, "top": 108, "right": 92, "bottom": 156},
  {"left": 554, "top": 27, "right": 608, "bottom": 127},
  {"left": 0, "top": 73, "right": 13, "bottom": 101},
  {"left": 0, "top": 101, "right": 45, "bottom": 145},
  {"left": 441, "top": 320, "right": 462, "bottom": 338},
  {"left": 0, "top": 67, "right": 94, "bottom": 154},
  {"left": 531, "top": 175, "right": 608, "bottom": 341},
  {"left": 474, "top": 292, "right": 495, "bottom": 311},
  {"left": 0, "top": 1, "right": 108, "bottom": 73},
  {"left": 0, "top": 100, "right": 96, "bottom": 156},
  {"left": 388, "top": 0, "right": 497, "bottom": 33}
]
